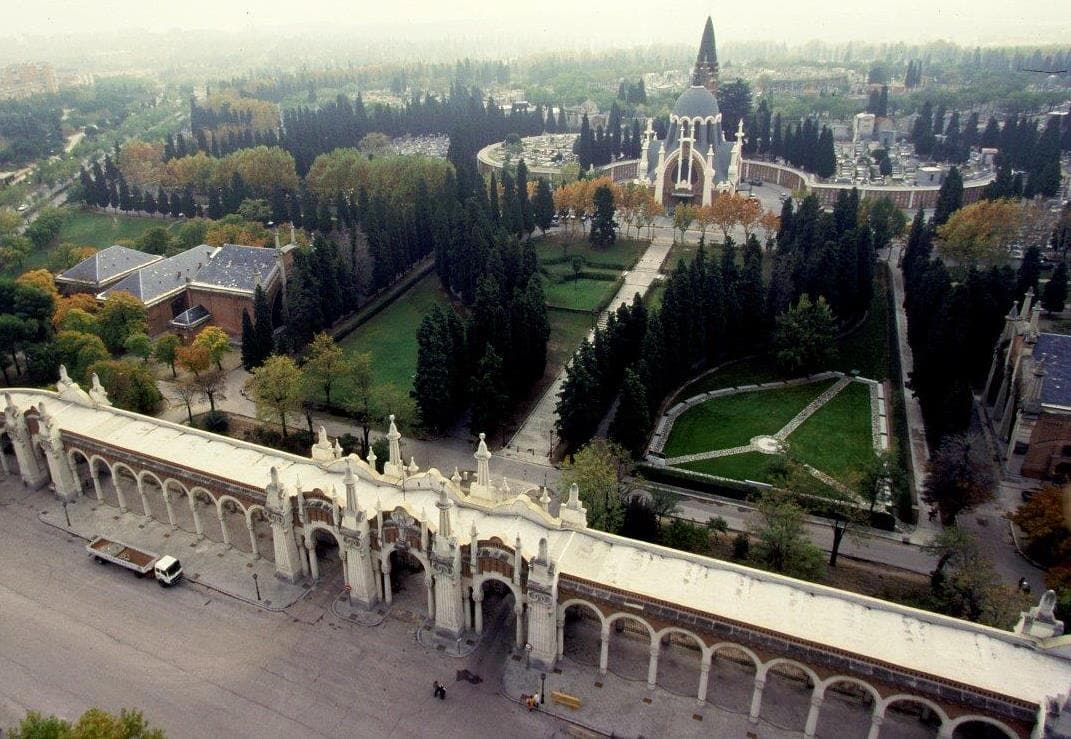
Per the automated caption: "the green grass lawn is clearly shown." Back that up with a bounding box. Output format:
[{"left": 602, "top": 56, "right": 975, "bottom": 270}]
[
  {"left": 542, "top": 276, "right": 619, "bottom": 312},
  {"left": 546, "top": 309, "right": 594, "bottom": 370},
  {"left": 674, "top": 355, "right": 782, "bottom": 403},
  {"left": 535, "top": 235, "right": 647, "bottom": 270},
  {"left": 833, "top": 273, "right": 891, "bottom": 381},
  {"left": 663, "top": 379, "right": 836, "bottom": 457},
  {"left": 786, "top": 381, "right": 874, "bottom": 481},
  {"left": 679, "top": 452, "right": 785, "bottom": 483},
  {"left": 57, "top": 210, "right": 178, "bottom": 249},
  {"left": 336, "top": 273, "right": 452, "bottom": 394}
]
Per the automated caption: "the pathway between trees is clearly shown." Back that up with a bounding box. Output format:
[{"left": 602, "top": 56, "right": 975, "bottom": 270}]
[
  {"left": 501, "top": 235, "right": 672, "bottom": 463},
  {"left": 885, "top": 245, "right": 938, "bottom": 544}
]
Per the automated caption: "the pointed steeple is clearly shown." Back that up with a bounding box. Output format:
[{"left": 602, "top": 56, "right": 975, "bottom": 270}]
[{"left": 693, "top": 16, "right": 719, "bottom": 94}]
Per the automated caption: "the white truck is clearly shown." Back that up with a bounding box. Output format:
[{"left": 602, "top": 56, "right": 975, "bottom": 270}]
[{"left": 86, "top": 536, "right": 183, "bottom": 586}]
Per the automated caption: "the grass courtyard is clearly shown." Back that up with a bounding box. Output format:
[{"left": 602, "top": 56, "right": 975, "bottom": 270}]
[
  {"left": 336, "top": 273, "right": 452, "bottom": 394},
  {"left": 662, "top": 379, "right": 836, "bottom": 457},
  {"left": 57, "top": 210, "right": 179, "bottom": 249},
  {"left": 664, "top": 378, "right": 876, "bottom": 486}
]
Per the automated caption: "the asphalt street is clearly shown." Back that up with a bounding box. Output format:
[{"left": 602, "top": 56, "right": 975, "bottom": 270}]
[{"left": 0, "top": 477, "right": 568, "bottom": 738}]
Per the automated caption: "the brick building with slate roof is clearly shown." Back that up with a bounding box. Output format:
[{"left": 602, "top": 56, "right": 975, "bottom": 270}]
[
  {"left": 54, "top": 245, "right": 163, "bottom": 294},
  {"left": 986, "top": 289, "right": 1071, "bottom": 479},
  {"left": 63, "top": 242, "right": 292, "bottom": 339}
]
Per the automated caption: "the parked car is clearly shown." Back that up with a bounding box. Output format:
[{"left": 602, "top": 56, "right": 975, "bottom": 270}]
[{"left": 748, "top": 178, "right": 763, "bottom": 187}]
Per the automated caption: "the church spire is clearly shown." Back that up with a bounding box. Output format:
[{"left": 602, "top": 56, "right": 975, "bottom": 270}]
[{"left": 693, "top": 16, "right": 719, "bottom": 94}]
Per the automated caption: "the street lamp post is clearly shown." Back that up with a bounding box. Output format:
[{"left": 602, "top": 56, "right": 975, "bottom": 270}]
[
  {"left": 252, "top": 572, "right": 261, "bottom": 601},
  {"left": 525, "top": 642, "right": 532, "bottom": 669},
  {"left": 540, "top": 672, "right": 546, "bottom": 704},
  {"left": 61, "top": 500, "right": 71, "bottom": 528}
]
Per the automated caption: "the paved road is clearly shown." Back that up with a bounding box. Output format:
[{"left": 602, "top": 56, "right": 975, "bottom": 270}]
[
  {"left": 0, "top": 476, "right": 570, "bottom": 738},
  {"left": 502, "top": 236, "right": 672, "bottom": 462}
]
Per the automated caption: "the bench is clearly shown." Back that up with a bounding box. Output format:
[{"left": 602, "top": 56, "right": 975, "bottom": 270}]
[{"left": 551, "top": 690, "right": 582, "bottom": 710}]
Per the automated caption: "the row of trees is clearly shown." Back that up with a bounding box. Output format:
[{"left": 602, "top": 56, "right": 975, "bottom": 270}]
[
  {"left": 574, "top": 108, "right": 645, "bottom": 170},
  {"left": 557, "top": 188, "right": 898, "bottom": 456}
]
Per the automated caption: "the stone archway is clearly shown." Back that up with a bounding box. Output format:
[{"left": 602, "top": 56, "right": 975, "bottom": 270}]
[
  {"left": 815, "top": 677, "right": 881, "bottom": 738},
  {"left": 308, "top": 526, "right": 342, "bottom": 580},
  {"left": 0, "top": 431, "right": 17, "bottom": 477},
  {"left": 559, "top": 600, "right": 604, "bottom": 667},
  {"left": 138, "top": 472, "right": 172, "bottom": 527},
  {"left": 110, "top": 463, "right": 138, "bottom": 513},
  {"left": 950, "top": 717, "right": 1017, "bottom": 739},
  {"left": 218, "top": 496, "right": 249, "bottom": 553},
  {"left": 653, "top": 628, "right": 707, "bottom": 701},
  {"left": 66, "top": 449, "right": 92, "bottom": 500},
  {"left": 881, "top": 695, "right": 946, "bottom": 738},
  {"left": 473, "top": 576, "right": 520, "bottom": 649},
  {"left": 707, "top": 643, "right": 759, "bottom": 715},
  {"left": 247, "top": 507, "right": 274, "bottom": 562},
  {"left": 759, "top": 658, "right": 819, "bottom": 733},
  {"left": 385, "top": 546, "right": 429, "bottom": 620},
  {"left": 605, "top": 613, "right": 654, "bottom": 682},
  {"left": 193, "top": 489, "right": 223, "bottom": 543}
]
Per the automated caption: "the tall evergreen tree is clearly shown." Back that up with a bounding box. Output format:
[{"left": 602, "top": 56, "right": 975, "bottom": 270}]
[
  {"left": 532, "top": 178, "right": 555, "bottom": 235},
  {"left": 589, "top": 185, "right": 617, "bottom": 247},
  {"left": 240, "top": 309, "right": 257, "bottom": 370},
  {"left": 1043, "top": 260, "right": 1068, "bottom": 315},
  {"left": 608, "top": 366, "right": 650, "bottom": 457},
  {"left": 252, "top": 283, "right": 274, "bottom": 365},
  {"left": 469, "top": 345, "right": 508, "bottom": 437},
  {"left": 933, "top": 166, "right": 963, "bottom": 227},
  {"left": 516, "top": 159, "right": 534, "bottom": 237}
]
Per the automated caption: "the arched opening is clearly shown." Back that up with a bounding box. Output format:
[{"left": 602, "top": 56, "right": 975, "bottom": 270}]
[
  {"left": 815, "top": 678, "right": 880, "bottom": 738},
  {"left": 219, "top": 497, "right": 249, "bottom": 552},
  {"left": 194, "top": 491, "right": 224, "bottom": 543},
  {"left": 68, "top": 450, "right": 92, "bottom": 499},
  {"left": 166, "top": 482, "right": 198, "bottom": 535},
  {"left": 248, "top": 508, "right": 274, "bottom": 562},
  {"left": 387, "top": 547, "right": 427, "bottom": 618},
  {"left": 560, "top": 601, "right": 603, "bottom": 666},
  {"left": 760, "top": 659, "right": 817, "bottom": 732},
  {"left": 111, "top": 464, "right": 138, "bottom": 512},
  {"left": 475, "top": 577, "right": 518, "bottom": 645},
  {"left": 31, "top": 437, "right": 47, "bottom": 476},
  {"left": 0, "top": 431, "right": 18, "bottom": 476},
  {"left": 309, "top": 527, "right": 342, "bottom": 587},
  {"left": 882, "top": 696, "right": 944, "bottom": 738},
  {"left": 707, "top": 644, "right": 758, "bottom": 715},
  {"left": 139, "top": 473, "right": 170, "bottom": 526},
  {"left": 606, "top": 614, "right": 652, "bottom": 682},
  {"left": 951, "top": 718, "right": 1016, "bottom": 739},
  {"left": 654, "top": 629, "right": 706, "bottom": 699}
]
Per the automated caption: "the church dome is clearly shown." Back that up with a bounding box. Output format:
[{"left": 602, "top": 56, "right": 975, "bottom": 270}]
[{"left": 672, "top": 85, "right": 719, "bottom": 119}]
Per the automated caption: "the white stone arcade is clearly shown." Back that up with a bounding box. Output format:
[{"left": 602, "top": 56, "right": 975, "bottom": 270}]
[{"left": 2, "top": 371, "right": 1070, "bottom": 737}]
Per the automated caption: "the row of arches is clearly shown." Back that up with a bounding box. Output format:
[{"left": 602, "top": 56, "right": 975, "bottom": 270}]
[
  {"left": 557, "top": 599, "right": 1018, "bottom": 739},
  {"left": 65, "top": 449, "right": 274, "bottom": 563}
]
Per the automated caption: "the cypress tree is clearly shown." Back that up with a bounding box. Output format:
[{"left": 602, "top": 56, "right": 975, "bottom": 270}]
[
  {"left": 516, "top": 159, "right": 534, "bottom": 238},
  {"left": 240, "top": 309, "right": 257, "bottom": 370},
  {"left": 533, "top": 178, "right": 555, "bottom": 235},
  {"left": 253, "top": 284, "right": 274, "bottom": 364},
  {"left": 589, "top": 184, "right": 617, "bottom": 247},
  {"left": 1043, "top": 261, "right": 1068, "bottom": 315},
  {"left": 469, "top": 345, "right": 508, "bottom": 437},
  {"left": 933, "top": 166, "right": 963, "bottom": 227},
  {"left": 609, "top": 366, "right": 651, "bottom": 457}
]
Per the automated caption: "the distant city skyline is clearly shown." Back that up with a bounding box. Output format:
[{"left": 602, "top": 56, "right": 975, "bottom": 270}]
[{"left": 6, "top": 0, "right": 1071, "bottom": 46}]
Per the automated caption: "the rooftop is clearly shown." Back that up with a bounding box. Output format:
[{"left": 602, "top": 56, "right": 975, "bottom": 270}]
[
  {"left": 57, "top": 245, "right": 163, "bottom": 286},
  {"left": 1035, "top": 332, "right": 1071, "bottom": 408},
  {"left": 99, "top": 245, "right": 217, "bottom": 304},
  {"left": 190, "top": 243, "right": 279, "bottom": 294}
]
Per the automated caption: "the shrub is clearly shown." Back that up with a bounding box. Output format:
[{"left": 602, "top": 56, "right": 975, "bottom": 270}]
[
  {"left": 732, "top": 532, "right": 750, "bottom": 560},
  {"left": 201, "top": 411, "right": 229, "bottom": 433}
]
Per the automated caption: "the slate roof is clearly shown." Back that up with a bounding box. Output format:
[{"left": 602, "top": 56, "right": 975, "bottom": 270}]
[
  {"left": 190, "top": 244, "right": 279, "bottom": 294},
  {"left": 672, "top": 85, "right": 719, "bottom": 119},
  {"left": 99, "top": 245, "right": 216, "bottom": 304},
  {"left": 57, "top": 245, "right": 162, "bottom": 286},
  {"left": 1035, "top": 333, "right": 1071, "bottom": 408}
]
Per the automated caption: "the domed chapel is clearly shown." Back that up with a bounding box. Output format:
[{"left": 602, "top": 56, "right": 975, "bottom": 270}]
[{"left": 638, "top": 16, "right": 744, "bottom": 207}]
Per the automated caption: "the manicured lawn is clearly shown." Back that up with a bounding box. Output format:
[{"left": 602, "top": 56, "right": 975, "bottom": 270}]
[
  {"left": 57, "top": 210, "right": 178, "bottom": 249},
  {"left": 546, "top": 309, "right": 594, "bottom": 370},
  {"left": 674, "top": 355, "right": 782, "bottom": 403},
  {"left": 786, "top": 381, "right": 874, "bottom": 481},
  {"left": 543, "top": 276, "right": 619, "bottom": 312},
  {"left": 663, "top": 379, "right": 836, "bottom": 457},
  {"left": 336, "top": 273, "right": 452, "bottom": 394},
  {"left": 535, "top": 235, "right": 647, "bottom": 270},
  {"left": 680, "top": 452, "right": 785, "bottom": 483},
  {"left": 833, "top": 273, "right": 891, "bottom": 381}
]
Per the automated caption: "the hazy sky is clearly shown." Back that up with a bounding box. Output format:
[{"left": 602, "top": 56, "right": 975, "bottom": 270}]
[{"left": 7, "top": 0, "right": 1071, "bottom": 46}]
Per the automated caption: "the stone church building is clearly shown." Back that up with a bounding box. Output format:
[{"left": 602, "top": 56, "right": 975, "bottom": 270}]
[
  {"left": 637, "top": 17, "right": 743, "bottom": 208},
  {"left": 986, "top": 289, "right": 1071, "bottom": 479}
]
